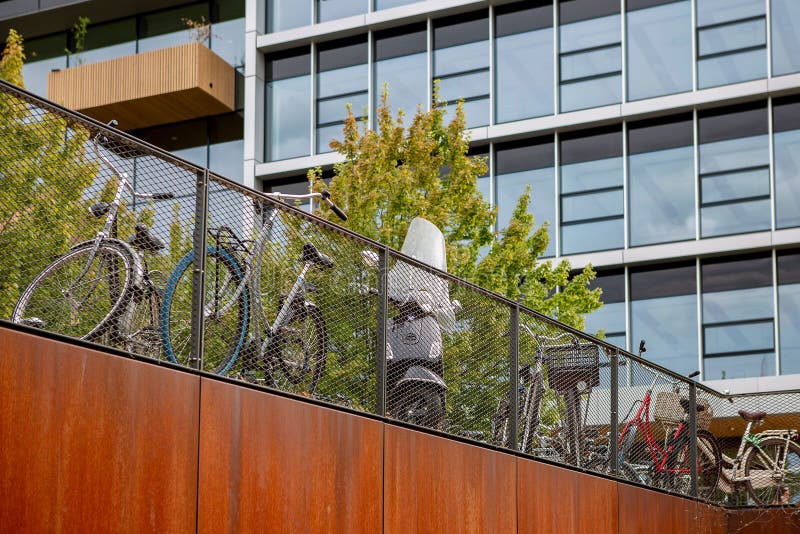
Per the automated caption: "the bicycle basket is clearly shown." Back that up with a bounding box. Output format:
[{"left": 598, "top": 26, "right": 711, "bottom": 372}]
[
  {"left": 540, "top": 342, "right": 600, "bottom": 391},
  {"left": 653, "top": 391, "right": 712, "bottom": 430}
]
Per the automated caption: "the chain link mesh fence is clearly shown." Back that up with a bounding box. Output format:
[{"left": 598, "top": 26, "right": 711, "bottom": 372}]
[{"left": 1, "top": 80, "right": 798, "bottom": 509}]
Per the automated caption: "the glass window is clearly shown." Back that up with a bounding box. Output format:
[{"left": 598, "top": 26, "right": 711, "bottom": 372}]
[
  {"left": 376, "top": 0, "right": 418, "bottom": 9},
  {"left": 374, "top": 24, "right": 426, "bottom": 119},
  {"left": 433, "top": 12, "right": 490, "bottom": 128},
  {"left": 628, "top": 114, "right": 695, "bottom": 246},
  {"left": 560, "top": 127, "right": 623, "bottom": 254},
  {"left": 698, "top": 103, "right": 770, "bottom": 237},
  {"left": 558, "top": 0, "right": 621, "bottom": 112},
  {"left": 494, "top": 1, "right": 553, "bottom": 123},
  {"left": 317, "top": 0, "right": 368, "bottom": 23},
  {"left": 772, "top": 0, "right": 800, "bottom": 76},
  {"left": 626, "top": 0, "right": 691, "bottom": 101},
  {"left": 773, "top": 96, "right": 800, "bottom": 229},
  {"left": 702, "top": 255, "right": 775, "bottom": 380},
  {"left": 208, "top": 113, "right": 244, "bottom": 182},
  {"left": 495, "top": 137, "right": 555, "bottom": 257},
  {"left": 72, "top": 19, "right": 136, "bottom": 67},
  {"left": 211, "top": 0, "right": 246, "bottom": 67},
  {"left": 696, "top": 0, "right": 766, "bottom": 88},
  {"left": 585, "top": 269, "right": 626, "bottom": 347},
  {"left": 631, "top": 263, "right": 698, "bottom": 380},
  {"left": 139, "top": 4, "right": 211, "bottom": 52},
  {"left": 22, "top": 33, "right": 67, "bottom": 97},
  {"left": 778, "top": 250, "right": 800, "bottom": 375},
  {"left": 266, "top": 47, "right": 311, "bottom": 161},
  {"left": 316, "top": 37, "right": 368, "bottom": 154},
  {"left": 268, "top": 0, "right": 311, "bottom": 32}
]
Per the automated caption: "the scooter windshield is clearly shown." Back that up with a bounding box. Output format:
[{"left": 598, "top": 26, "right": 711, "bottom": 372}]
[{"left": 388, "top": 218, "right": 455, "bottom": 330}]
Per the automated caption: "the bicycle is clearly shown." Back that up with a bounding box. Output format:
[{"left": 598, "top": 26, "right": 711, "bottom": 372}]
[
  {"left": 714, "top": 407, "right": 800, "bottom": 505},
  {"left": 159, "top": 188, "right": 347, "bottom": 394},
  {"left": 616, "top": 343, "right": 721, "bottom": 499},
  {"left": 12, "top": 125, "right": 174, "bottom": 358},
  {"left": 491, "top": 329, "right": 608, "bottom": 468}
]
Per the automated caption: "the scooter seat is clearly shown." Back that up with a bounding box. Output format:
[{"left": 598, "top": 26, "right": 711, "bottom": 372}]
[
  {"left": 738, "top": 409, "right": 766, "bottom": 422},
  {"left": 301, "top": 242, "right": 333, "bottom": 269}
]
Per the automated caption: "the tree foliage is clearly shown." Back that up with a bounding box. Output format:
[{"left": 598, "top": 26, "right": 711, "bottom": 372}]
[{"left": 310, "top": 88, "right": 602, "bottom": 331}]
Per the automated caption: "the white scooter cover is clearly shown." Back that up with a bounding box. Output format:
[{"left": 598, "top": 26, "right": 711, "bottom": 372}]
[{"left": 387, "top": 217, "right": 456, "bottom": 331}]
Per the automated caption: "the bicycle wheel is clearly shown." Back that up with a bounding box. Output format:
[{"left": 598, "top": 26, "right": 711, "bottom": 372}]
[
  {"left": 118, "top": 284, "right": 162, "bottom": 359},
  {"left": 391, "top": 383, "right": 445, "bottom": 430},
  {"left": 745, "top": 437, "right": 800, "bottom": 506},
  {"left": 12, "top": 241, "right": 134, "bottom": 341},
  {"left": 160, "top": 246, "right": 249, "bottom": 374},
  {"left": 272, "top": 303, "right": 327, "bottom": 394},
  {"left": 671, "top": 428, "right": 721, "bottom": 500}
]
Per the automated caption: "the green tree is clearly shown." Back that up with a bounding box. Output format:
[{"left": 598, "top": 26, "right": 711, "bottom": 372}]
[
  {"left": 310, "top": 88, "right": 601, "bottom": 330},
  {"left": 306, "top": 89, "right": 604, "bottom": 431}
]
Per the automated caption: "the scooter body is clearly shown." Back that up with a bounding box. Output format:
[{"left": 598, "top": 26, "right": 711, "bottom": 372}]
[{"left": 383, "top": 218, "right": 454, "bottom": 429}]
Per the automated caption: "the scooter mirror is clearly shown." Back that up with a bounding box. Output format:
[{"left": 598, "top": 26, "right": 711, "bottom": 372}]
[
  {"left": 451, "top": 299, "right": 462, "bottom": 314},
  {"left": 361, "top": 250, "right": 380, "bottom": 269}
]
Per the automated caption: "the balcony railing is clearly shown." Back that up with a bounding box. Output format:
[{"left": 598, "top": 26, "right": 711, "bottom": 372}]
[
  {"left": 1, "top": 78, "right": 798, "bottom": 509},
  {"left": 47, "top": 42, "right": 235, "bottom": 130}
]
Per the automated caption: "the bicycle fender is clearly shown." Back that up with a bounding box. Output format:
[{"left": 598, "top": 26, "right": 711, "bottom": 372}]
[
  {"left": 398, "top": 365, "right": 448, "bottom": 391},
  {"left": 69, "top": 238, "right": 144, "bottom": 286}
]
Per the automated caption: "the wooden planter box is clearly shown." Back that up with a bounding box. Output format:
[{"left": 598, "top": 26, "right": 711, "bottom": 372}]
[{"left": 48, "top": 42, "right": 235, "bottom": 130}]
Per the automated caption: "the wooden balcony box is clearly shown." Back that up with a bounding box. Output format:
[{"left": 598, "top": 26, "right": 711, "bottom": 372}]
[{"left": 48, "top": 42, "right": 235, "bottom": 131}]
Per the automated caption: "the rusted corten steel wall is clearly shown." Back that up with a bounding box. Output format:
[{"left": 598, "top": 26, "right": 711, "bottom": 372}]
[{"left": 0, "top": 324, "right": 795, "bottom": 534}]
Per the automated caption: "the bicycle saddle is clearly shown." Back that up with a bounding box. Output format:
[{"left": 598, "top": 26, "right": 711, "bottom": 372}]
[
  {"left": 129, "top": 223, "right": 165, "bottom": 253},
  {"left": 738, "top": 409, "right": 766, "bottom": 422},
  {"left": 301, "top": 242, "right": 333, "bottom": 269}
]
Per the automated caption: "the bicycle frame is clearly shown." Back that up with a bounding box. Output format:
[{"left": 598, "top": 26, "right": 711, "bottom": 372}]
[
  {"left": 618, "top": 372, "right": 692, "bottom": 477},
  {"left": 718, "top": 419, "right": 798, "bottom": 488}
]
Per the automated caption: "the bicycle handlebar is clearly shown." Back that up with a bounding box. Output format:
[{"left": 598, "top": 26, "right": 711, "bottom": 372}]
[{"left": 264, "top": 189, "right": 348, "bottom": 221}]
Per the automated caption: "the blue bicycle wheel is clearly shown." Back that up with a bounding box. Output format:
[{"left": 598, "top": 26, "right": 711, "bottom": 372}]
[{"left": 160, "top": 246, "right": 249, "bottom": 374}]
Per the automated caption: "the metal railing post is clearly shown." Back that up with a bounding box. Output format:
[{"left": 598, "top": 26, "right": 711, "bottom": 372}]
[
  {"left": 189, "top": 169, "right": 208, "bottom": 370},
  {"left": 508, "top": 305, "right": 520, "bottom": 452},
  {"left": 375, "top": 247, "right": 388, "bottom": 416},
  {"left": 609, "top": 349, "right": 619, "bottom": 475},
  {"left": 688, "top": 382, "right": 698, "bottom": 497}
]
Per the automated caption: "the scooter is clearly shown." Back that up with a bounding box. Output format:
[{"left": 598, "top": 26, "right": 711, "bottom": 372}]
[{"left": 362, "top": 217, "right": 459, "bottom": 430}]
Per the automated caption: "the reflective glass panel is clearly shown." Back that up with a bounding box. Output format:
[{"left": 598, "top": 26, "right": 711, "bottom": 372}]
[
  {"left": 376, "top": 0, "right": 419, "bottom": 8},
  {"left": 374, "top": 25, "right": 426, "bottom": 117},
  {"left": 778, "top": 251, "right": 800, "bottom": 374},
  {"left": 702, "top": 255, "right": 774, "bottom": 378},
  {"left": 317, "top": 37, "right": 368, "bottom": 153},
  {"left": 559, "top": 4, "right": 621, "bottom": 112},
  {"left": 266, "top": 48, "right": 311, "bottom": 161},
  {"left": 772, "top": 0, "right": 800, "bottom": 76},
  {"left": 495, "top": 1, "right": 553, "bottom": 122},
  {"left": 208, "top": 113, "right": 244, "bottom": 183},
  {"left": 72, "top": 19, "right": 136, "bottom": 67},
  {"left": 630, "top": 263, "right": 698, "bottom": 379},
  {"left": 268, "top": 0, "right": 311, "bottom": 32},
  {"left": 317, "top": 0, "right": 368, "bottom": 23},
  {"left": 628, "top": 115, "right": 694, "bottom": 246},
  {"left": 22, "top": 34, "right": 67, "bottom": 97},
  {"left": 495, "top": 138, "right": 555, "bottom": 257},
  {"left": 433, "top": 12, "right": 489, "bottom": 128},
  {"left": 626, "top": 1, "right": 692, "bottom": 100},
  {"left": 585, "top": 269, "right": 626, "bottom": 344},
  {"left": 212, "top": 17, "right": 246, "bottom": 67},
  {"left": 774, "top": 97, "right": 800, "bottom": 229},
  {"left": 139, "top": 4, "right": 210, "bottom": 52}
]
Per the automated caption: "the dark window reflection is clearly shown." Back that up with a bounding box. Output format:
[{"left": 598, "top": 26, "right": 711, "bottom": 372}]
[
  {"left": 495, "top": 1, "right": 553, "bottom": 122},
  {"left": 698, "top": 103, "right": 770, "bottom": 237},
  {"left": 631, "top": 262, "right": 698, "bottom": 380},
  {"left": 778, "top": 250, "right": 800, "bottom": 374},
  {"left": 628, "top": 115, "right": 694, "bottom": 246},
  {"left": 774, "top": 96, "right": 800, "bottom": 229},
  {"left": 560, "top": 127, "right": 623, "bottom": 254},
  {"left": 495, "top": 137, "right": 555, "bottom": 256},
  {"left": 433, "top": 11, "right": 490, "bottom": 128},
  {"left": 702, "top": 254, "right": 774, "bottom": 380}
]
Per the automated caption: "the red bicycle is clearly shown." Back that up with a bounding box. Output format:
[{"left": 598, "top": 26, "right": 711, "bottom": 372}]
[{"left": 616, "top": 342, "right": 721, "bottom": 499}]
